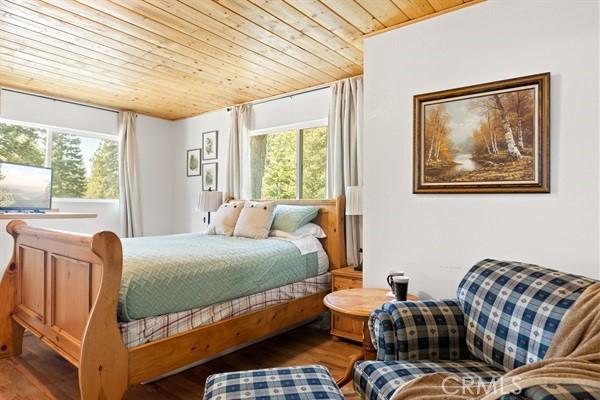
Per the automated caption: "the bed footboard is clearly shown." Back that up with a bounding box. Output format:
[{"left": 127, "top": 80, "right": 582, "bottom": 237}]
[{"left": 0, "top": 221, "right": 128, "bottom": 399}]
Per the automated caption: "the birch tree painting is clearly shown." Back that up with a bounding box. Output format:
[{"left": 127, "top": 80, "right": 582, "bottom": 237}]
[{"left": 414, "top": 73, "right": 550, "bottom": 193}]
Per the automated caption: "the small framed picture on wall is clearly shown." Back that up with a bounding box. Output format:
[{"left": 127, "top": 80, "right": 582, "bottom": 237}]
[
  {"left": 187, "top": 148, "right": 201, "bottom": 177},
  {"left": 202, "top": 162, "right": 218, "bottom": 190},
  {"left": 202, "top": 130, "right": 218, "bottom": 160}
]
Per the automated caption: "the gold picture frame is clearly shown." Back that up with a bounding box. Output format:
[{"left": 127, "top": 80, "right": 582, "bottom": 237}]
[{"left": 414, "top": 73, "right": 550, "bottom": 193}]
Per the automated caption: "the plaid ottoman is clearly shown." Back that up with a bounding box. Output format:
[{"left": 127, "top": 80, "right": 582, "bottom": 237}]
[{"left": 203, "top": 365, "right": 344, "bottom": 400}]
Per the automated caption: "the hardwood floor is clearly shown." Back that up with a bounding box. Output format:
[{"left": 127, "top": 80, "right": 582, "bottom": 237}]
[{"left": 0, "top": 323, "right": 361, "bottom": 399}]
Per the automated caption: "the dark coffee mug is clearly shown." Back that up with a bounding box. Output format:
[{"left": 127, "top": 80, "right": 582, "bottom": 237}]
[
  {"left": 387, "top": 271, "right": 405, "bottom": 293},
  {"left": 392, "top": 276, "right": 409, "bottom": 301}
]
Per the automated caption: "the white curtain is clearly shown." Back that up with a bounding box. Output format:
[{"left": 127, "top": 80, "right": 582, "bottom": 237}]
[
  {"left": 119, "top": 111, "right": 143, "bottom": 238},
  {"left": 327, "top": 77, "right": 363, "bottom": 266},
  {"left": 226, "top": 104, "right": 250, "bottom": 200}
]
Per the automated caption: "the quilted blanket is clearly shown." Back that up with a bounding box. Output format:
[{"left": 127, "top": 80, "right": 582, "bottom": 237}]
[{"left": 118, "top": 234, "right": 319, "bottom": 321}]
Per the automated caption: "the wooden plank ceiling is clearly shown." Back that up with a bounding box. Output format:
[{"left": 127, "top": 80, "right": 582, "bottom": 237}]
[{"left": 0, "top": 0, "right": 479, "bottom": 120}]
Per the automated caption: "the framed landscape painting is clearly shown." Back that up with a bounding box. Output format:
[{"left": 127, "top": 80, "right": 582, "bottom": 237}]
[
  {"left": 187, "top": 148, "right": 201, "bottom": 177},
  {"left": 202, "top": 162, "right": 218, "bottom": 190},
  {"left": 203, "top": 130, "right": 218, "bottom": 160},
  {"left": 413, "top": 73, "right": 550, "bottom": 193}
]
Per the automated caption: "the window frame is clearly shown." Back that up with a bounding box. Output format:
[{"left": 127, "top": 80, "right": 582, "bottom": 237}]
[
  {"left": 250, "top": 118, "right": 328, "bottom": 200},
  {"left": 0, "top": 117, "right": 120, "bottom": 202}
]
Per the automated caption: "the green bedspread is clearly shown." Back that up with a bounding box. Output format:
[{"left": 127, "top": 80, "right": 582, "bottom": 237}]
[{"left": 118, "top": 234, "right": 318, "bottom": 322}]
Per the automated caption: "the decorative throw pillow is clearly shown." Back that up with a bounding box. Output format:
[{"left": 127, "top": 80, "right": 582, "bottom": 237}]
[
  {"left": 208, "top": 201, "right": 244, "bottom": 236},
  {"left": 233, "top": 201, "right": 276, "bottom": 239},
  {"left": 271, "top": 205, "right": 319, "bottom": 233}
]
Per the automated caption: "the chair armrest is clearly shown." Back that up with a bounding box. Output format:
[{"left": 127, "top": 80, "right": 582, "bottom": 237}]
[{"left": 368, "top": 299, "right": 471, "bottom": 361}]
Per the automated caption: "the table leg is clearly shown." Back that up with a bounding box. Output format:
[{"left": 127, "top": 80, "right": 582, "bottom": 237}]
[
  {"left": 335, "top": 353, "right": 362, "bottom": 387},
  {"left": 336, "top": 320, "right": 376, "bottom": 387}
]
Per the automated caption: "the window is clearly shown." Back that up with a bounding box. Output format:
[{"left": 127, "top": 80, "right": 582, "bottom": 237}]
[
  {"left": 250, "top": 124, "right": 327, "bottom": 200},
  {"left": 0, "top": 120, "right": 119, "bottom": 200},
  {"left": 0, "top": 122, "right": 47, "bottom": 167},
  {"left": 51, "top": 132, "right": 118, "bottom": 199}
]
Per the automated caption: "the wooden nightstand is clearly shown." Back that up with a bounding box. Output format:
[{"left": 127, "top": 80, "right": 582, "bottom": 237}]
[{"left": 330, "top": 266, "right": 363, "bottom": 342}]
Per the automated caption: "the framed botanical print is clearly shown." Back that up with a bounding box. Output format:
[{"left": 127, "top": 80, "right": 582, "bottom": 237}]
[
  {"left": 202, "top": 162, "right": 218, "bottom": 191},
  {"left": 202, "top": 130, "right": 218, "bottom": 160},
  {"left": 186, "top": 148, "right": 201, "bottom": 177},
  {"left": 414, "top": 73, "right": 550, "bottom": 193}
]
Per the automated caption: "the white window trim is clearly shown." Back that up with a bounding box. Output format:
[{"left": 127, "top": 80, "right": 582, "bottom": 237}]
[
  {"left": 0, "top": 117, "right": 119, "bottom": 201},
  {"left": 249, "top": 119, "right": 328, "bottom": 200},
  {"left": 53, "top": 198, "right": 119, "bottom": 204}
]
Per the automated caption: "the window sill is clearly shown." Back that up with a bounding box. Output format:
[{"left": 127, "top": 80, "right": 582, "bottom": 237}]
[{"left": 53, "top": 198, "right": 119, "bottom": 204}]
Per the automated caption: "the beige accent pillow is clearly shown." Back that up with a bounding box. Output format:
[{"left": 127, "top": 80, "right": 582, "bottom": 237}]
[
  {"left": 208, "top": 201, "right": 244, "bottom": 236},
  {"left": 233, "top": 201, "right": 276, "bottom": 239}
]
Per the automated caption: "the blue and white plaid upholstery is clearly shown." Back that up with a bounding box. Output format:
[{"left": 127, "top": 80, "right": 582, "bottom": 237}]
[
  {"left": 368, "top": 299, "right": 471, "bottom": 361},
  {"left": 354, "top": 259, "right": 599, "bottom": 400},
  {"left": 204, "top": 365, "right": 344, "bottom": 400},
  {"left": 353, "top": 359, "right": 503, "bottom": 400},
  {"left": 457, "top": 259, "right": 595, "bottom": 371},
  {"left": 523, "top": 384, "right": 600, "bottom": 400}
]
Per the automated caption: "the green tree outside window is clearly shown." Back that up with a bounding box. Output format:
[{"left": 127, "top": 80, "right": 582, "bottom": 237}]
[
  {"left": 86, "top": 140, "right": 119, "bottom": 199},
  {"left": 1, "top": 122, "right": 119, "bottom": 200},
  {"left": 250, "top": 126, "right": 327, "bottom": 200},
  {"left": 51, "top": 133, "right": 88, "bottom": 198},
  {"left": 0, "top": 123, "right": 46, "bottom": 166}
]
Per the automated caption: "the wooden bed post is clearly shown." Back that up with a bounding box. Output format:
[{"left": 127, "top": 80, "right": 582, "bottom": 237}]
[
  {"left": 79, "top": 231, "right": 129, "bottom": 400},
  {"left": 0, "top": 221, "right": 26, "bottom": 359}
]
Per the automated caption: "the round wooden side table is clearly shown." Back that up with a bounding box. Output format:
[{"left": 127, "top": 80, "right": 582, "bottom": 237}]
[{"left": 323, "top": 288, "right": 417, "bottom": 386}]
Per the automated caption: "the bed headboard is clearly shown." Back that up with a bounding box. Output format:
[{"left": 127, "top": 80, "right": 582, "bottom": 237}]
[{"left": 257, "top": 196, "right": 346, "bottom": 270}]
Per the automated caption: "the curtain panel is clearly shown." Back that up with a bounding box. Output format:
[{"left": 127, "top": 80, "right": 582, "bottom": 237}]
[
  {"left": 327, "top": 77, "right": 364, "bottom": 266},
  {"left": 119, "top": 111, "right": 143, "bottom": 238},
  {"left": 226, "top": 104, "right": 250, "bottom": 200}
]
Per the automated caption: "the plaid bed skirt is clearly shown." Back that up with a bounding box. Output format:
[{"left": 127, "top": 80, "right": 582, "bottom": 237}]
[{"left": 120, "top": 273, "right": 331, "bottom": 348}]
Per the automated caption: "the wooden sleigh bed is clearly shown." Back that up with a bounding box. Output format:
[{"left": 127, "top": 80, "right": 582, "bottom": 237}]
[{"left": 0, "top": 197, "right": 346, "bottom": 399}]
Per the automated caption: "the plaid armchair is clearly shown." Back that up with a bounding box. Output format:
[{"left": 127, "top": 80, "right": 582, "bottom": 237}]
[{"left": 353, "top": 259, "right": 600, "bottom": 400}]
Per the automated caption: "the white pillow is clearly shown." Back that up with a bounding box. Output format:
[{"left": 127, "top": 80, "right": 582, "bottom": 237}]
[
  {"left": 294, "top": 222, "right": 327, "bottom": 238},
  {"left": 270, "top": 223, "right": 327, "bottom": 239},
  {"left": 208, "top": 201, "right": 244, "bottom": 236},
  {"left": 233, "top": 201, "right": 276, "bottom": 239}
]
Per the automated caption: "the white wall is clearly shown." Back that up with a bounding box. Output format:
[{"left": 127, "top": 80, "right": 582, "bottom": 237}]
[
  {"left": 137, "top": 115, "right": 176, "bottom": 236},
  {"left": 172, "top": 109, "right": 230, "bottom": 233},
  {"left": 363, "top": 0, "right": 600, "bottom": 299}
]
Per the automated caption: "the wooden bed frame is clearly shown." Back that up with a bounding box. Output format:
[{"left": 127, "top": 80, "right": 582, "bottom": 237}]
[{"left": 0, "top": 197, "right": 346, "bottom": 399}]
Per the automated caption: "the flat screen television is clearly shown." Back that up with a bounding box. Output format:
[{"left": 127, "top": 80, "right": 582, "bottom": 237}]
[{"left": 0, "top": 162, "right": 53, "bottom": 211}]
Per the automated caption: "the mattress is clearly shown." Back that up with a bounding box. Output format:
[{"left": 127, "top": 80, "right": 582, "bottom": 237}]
[
  {"left": 120, "top": 273, "right": 331, "bottom": 348},
  {"left": 119, "top": 233, "right": 321, "bottom": 321}
]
